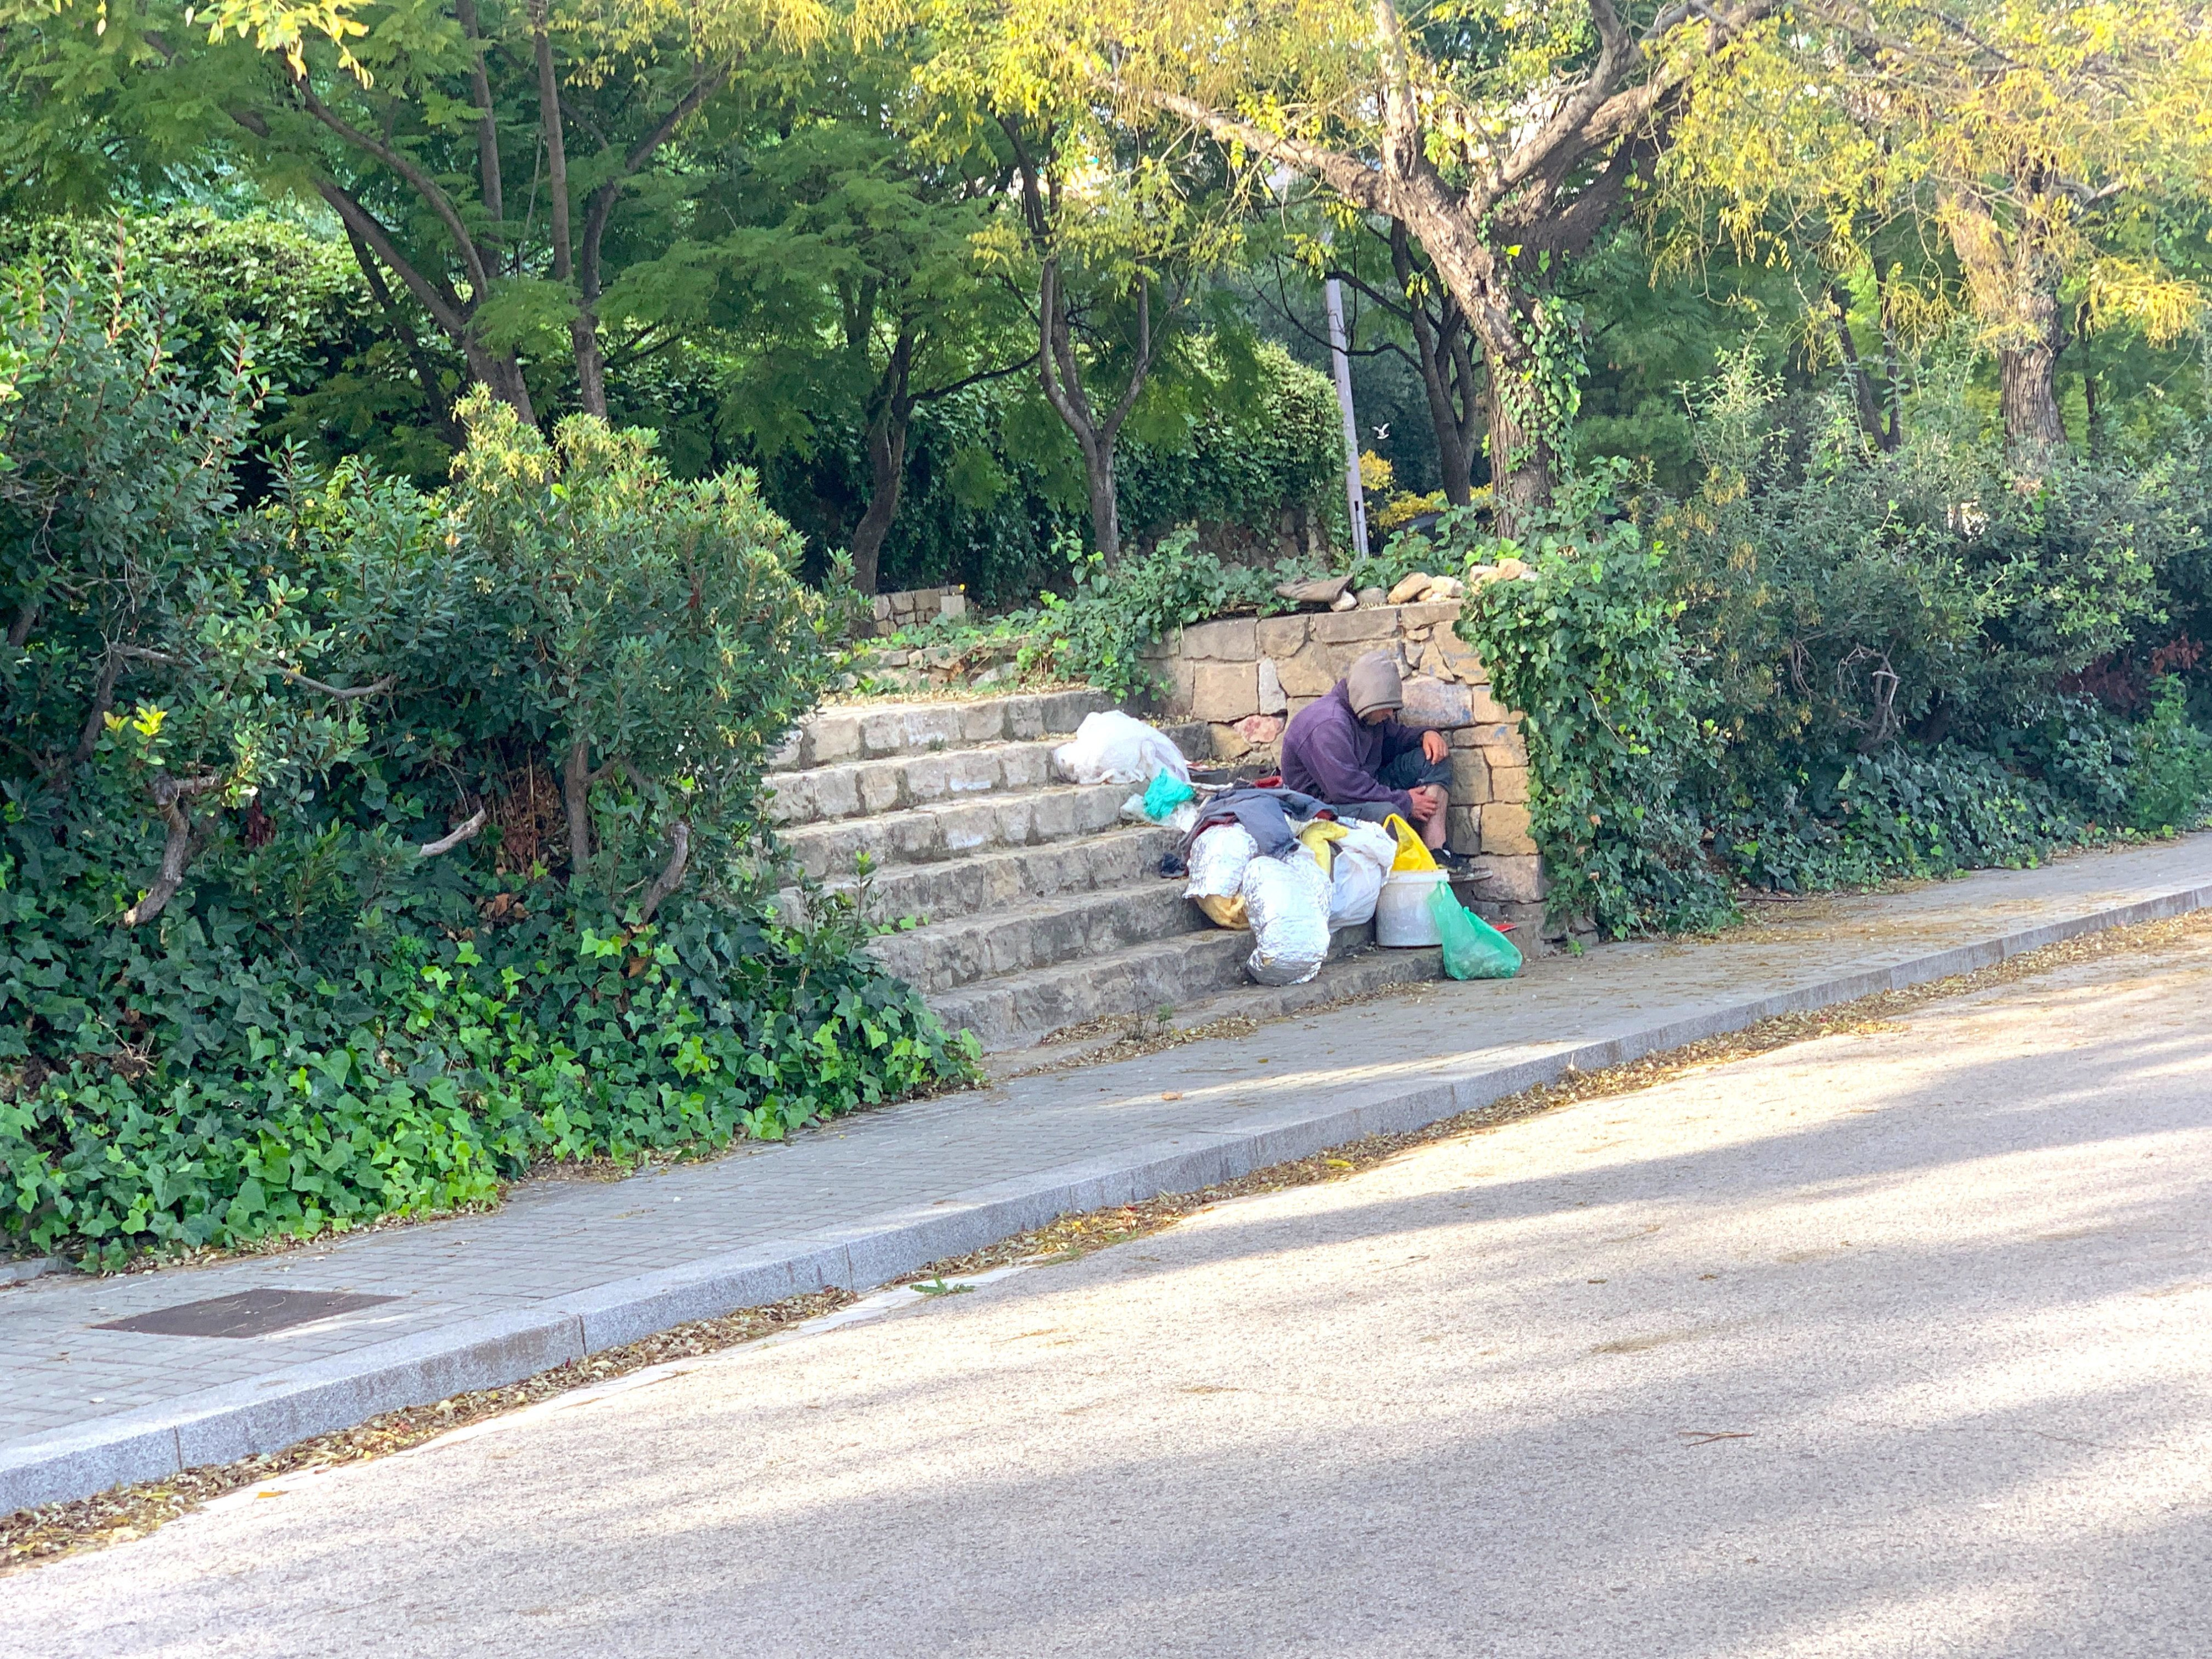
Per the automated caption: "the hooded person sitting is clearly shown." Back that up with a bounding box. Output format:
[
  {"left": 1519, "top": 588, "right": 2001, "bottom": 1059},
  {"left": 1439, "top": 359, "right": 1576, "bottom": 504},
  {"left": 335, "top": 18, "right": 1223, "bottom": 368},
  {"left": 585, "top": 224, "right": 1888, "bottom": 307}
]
[{"left": 1280, "top": 649, "right": 1455, "bottom": 857}]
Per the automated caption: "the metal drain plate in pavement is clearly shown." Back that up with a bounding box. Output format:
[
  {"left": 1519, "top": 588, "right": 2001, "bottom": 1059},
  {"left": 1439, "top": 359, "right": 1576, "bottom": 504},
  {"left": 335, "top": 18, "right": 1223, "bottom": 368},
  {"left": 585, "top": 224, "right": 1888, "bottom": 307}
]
[{"left": 93, "top": 1288, "right": 399, "bottom": 1338}]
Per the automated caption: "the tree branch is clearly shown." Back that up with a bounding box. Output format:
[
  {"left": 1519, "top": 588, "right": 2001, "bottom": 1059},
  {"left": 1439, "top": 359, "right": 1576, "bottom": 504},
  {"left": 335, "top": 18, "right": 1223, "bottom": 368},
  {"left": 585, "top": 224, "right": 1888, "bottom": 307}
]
[
  {"left": 911, "top": 349, "right": 1041, "bottom": 405},
  {"left": 121, "top": 773, "right": 224, "bottom": 926},
  {"left": 1134, "top": 90, "right": 1390, "bottom": 215},
  {"left": 283, "top": 669, "right": 399, "bottom": 700},
  {"left": 289, "top": 74, "right": 496, "bottom": 301},
  {"left": 418, "top": 806, "right": 488, "bottom": 858},
  {"left": 635, "top": 818, "right": 691, "bottom": 922},
  {"left": 315, "top": 182, "right": 474, "bottom": 342},
  {"left": 455, "top": 0, "right": 505, "bottom": 241}
]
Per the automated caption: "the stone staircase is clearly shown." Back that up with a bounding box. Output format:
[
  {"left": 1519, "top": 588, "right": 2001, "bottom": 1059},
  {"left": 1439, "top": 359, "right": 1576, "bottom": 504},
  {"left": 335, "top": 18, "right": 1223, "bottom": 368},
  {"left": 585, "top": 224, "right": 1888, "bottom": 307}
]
[{"left": 770, "top": 690, "right": 1444, "bottom": 1055}]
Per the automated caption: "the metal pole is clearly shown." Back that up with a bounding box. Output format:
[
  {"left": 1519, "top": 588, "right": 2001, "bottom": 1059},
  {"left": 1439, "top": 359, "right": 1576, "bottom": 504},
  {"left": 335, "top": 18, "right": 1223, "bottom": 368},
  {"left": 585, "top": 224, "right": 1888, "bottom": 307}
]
[{"left": 1324, "top": 276, "right": 1369, "bottom": 560}]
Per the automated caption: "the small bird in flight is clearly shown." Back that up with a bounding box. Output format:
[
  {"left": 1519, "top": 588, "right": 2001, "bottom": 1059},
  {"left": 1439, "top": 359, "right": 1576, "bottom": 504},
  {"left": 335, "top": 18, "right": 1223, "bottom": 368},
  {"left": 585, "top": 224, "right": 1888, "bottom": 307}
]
[{"left": 1373, "top": 423, "right": 1390, "bottom": 441}]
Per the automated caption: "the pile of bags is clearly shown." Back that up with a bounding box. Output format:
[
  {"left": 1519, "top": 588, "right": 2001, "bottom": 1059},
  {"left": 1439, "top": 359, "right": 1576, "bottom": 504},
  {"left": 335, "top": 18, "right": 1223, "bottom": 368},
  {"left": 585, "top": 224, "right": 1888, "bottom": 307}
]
[
  {"left": 1183, "top": 817, "right": 1397, "bottom": 986},
  {"left": 1186, "top": 810, "right": 1521, "bottom": 985}
]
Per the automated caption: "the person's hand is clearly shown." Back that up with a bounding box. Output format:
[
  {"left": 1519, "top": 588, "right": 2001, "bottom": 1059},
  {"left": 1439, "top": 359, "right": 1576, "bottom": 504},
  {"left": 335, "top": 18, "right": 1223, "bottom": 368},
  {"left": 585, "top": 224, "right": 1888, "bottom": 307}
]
[
  {"left": 1421, "top": 729, "right": 1449, "bottom": 764},
  {"left": 1408, "top": 785, "right": 1446, "bottom": 823}
]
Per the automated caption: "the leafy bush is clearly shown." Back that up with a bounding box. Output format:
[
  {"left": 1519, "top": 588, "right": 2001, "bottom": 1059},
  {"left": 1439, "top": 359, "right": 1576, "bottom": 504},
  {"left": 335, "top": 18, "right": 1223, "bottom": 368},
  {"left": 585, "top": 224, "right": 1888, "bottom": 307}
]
[
  {"left": 0, "top": 273, "right": 972, "bottom": 1265},
  {"left": 2121, "top": 677, "right": 2212, "bottom": 831},
  {"left": 1456, "top": 468, "right": 1736, "bottom": 937},
  {"left": 1038, "top": 530, "right": 1296, "bottom": 703},
  {"left": 1443, "top": 363, "right": 2212, "bottom": 928}
]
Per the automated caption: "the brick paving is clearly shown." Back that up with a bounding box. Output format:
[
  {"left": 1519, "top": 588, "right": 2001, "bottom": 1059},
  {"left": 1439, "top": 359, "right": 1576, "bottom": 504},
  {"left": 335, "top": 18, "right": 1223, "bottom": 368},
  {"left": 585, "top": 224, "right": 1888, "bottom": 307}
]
[{"left": 2, "top": 836, "right": 2208, "bottom": 1474}]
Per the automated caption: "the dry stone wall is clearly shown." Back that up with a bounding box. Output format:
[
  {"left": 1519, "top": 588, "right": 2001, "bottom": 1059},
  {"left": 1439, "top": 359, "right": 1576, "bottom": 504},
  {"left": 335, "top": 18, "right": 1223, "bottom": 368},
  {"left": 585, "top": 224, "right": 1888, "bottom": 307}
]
[
  {"left": 1142, "top": 601, "right": 1547, "bottom": 928},
  {"left": 867, "top": 585, "right": 969, "bottom": 638}
]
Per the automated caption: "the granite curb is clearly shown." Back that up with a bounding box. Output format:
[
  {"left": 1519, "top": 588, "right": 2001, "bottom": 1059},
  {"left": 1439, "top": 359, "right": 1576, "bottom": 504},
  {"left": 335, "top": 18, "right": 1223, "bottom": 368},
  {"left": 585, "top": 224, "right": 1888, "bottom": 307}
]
[{"left": 6, "top": 874, "right": 2208, "bottom": 1517}]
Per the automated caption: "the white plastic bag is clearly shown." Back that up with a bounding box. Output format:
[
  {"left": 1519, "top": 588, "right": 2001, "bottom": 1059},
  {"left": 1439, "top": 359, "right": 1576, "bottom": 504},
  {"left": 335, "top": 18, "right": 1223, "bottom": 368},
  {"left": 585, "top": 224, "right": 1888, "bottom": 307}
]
[
  {"left": 1053, "top": 710, "right": 1192, "bottom": 786},
  {"left": 1241, "top": 847, "right": 1332, "bottom": 985},
  {"left": 1325, "top": 819, "right": 1396, "bottom": 929}
]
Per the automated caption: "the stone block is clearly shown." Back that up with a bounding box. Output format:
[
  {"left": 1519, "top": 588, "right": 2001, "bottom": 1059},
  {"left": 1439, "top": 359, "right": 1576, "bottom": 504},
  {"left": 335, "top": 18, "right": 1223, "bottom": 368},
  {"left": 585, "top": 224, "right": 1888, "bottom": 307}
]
[
  {"left": 1458, "top": 854, "right": 1546, "bottom": 904},
  {"left": 938, "top": 592, "right": 968, "bottom": 620},
  {"left": 1188, "top": 660, "right": 1259, "bottom": 723},
  {"left": 1256, "top": 656, "right": 1289, "bottom": 714},
  {"left": 1448, "top": 747, "right": 1493, "bottom": 804},
  {"left": 1416, "top": 639, "right": 1463, "bottom": 683},
  {"left": 840, "top": 760, "right": 894, "bottom": 814},
  {"left": 1386, "top": 571, "right": 1437, "bottom": 605},
  {"left": 1255, "top": 615, "right": 1310, "bottom": 656},
  {"left": 805, "top": 714, "right": 861, "bottom": 765},
  {"left": 1159, "top": 656, "right": 1197, "bottom": 718},
  {"left": 1468, "top": 684, "right": 1516, "bottom": 724},
  {"left": 1433, "top": 632, "right": 1484, "bottom": 676},
  {"left": 807, "top": 769, "right": 860, "bottom": 821},
  {"left": 1211, "top": 721, "right": 1251, "bottom": 761},
  {"left": 1399, "top": 600, "right": 1463, "bottom": 628},
  {"left": 1276, "top": 642, "right": 1338, "bottom": 698},
  {"left": 1312, "top": 607, "right": 1399, "bottom": 643},
  {"left": 1399, "top": 675, "right": 1475, "bottom": 729},
  {"left": 1488, "top": 764, "right": 1529, "bottom": 804},
  {"left": 1481, "top": 802, "right": 1538, "bottom": 857},
  {"left": 1182, "top": 617, "right": 1256, "bottom": 660},
  {"left": 1355, "top": 586, "right": 1387, "bottom": 608},
  {"left": 1232, "top": 713, "right": 1285, "bottom": 749},
  {"left": 1445, "top": 804, "right": 1481, "bottom": 855}
]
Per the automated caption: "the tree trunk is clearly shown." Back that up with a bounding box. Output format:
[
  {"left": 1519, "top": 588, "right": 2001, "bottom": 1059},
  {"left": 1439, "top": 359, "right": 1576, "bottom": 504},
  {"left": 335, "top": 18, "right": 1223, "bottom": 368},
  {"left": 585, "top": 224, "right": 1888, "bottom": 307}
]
[
  {"left": 1829, "top": 283, "right": 1886, "bottom": 448},
  {"left": 1941, "top": 185, "right": 2068, "bottom": 468},
  {"left": 1035, "top": 259, "right": 1150, "bottom": 559},
  {"left": 480, "top": 352, "right": 536, "bottom": 425},
  {"left": 1390, "top": 221, "right": 1478, "bottom": 505},
  {"left": 562, "top": 738, "right": 595, "bottom": 879},
  {"left": 572, "top": 320, "right": 608, "bottom": 420},
  {"left": 1084, "top": 448, "right": 1121, "bottom": 564},
  {"left": 1998, "top": 304, "right": 2068, "bottom": 458},
  {"left": 849, "top": 335, "right": 916, "bottom": 595},
  {"left": 1458, "top": 299, "right": 1552, "bottom": 539}
]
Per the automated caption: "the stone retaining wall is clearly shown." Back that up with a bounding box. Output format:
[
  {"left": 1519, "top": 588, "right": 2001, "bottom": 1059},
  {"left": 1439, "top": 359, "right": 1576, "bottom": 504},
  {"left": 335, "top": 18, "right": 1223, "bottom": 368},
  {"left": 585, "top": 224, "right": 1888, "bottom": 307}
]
[
  {"left": 1142, "top": 602, "right": 1548, "bottom": 931},
  {"left": 867, "top": 585, "right": 969, "bottom": 638}
]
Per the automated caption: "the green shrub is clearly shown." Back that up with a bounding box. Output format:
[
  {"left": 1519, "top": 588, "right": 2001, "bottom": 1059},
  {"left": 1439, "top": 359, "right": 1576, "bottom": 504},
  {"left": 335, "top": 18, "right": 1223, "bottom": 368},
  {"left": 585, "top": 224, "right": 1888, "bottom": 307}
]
[
  {"left": 0, "top": 272, "right": 972, "bottom": 1265},
  {"left": 1039, "top": 529, "right": 1295, "bottom": 704},
  {"left": 1455, "top": 467, "right": 1736, "bottom": 938},
  {"left": 2122, "top": 677, "right": 2212, "bottom": 831}
]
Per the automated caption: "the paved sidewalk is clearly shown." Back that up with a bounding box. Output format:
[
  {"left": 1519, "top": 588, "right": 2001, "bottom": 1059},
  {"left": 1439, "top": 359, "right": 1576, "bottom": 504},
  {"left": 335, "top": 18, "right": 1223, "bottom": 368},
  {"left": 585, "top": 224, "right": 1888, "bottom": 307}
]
[{"left": 4, "top": 836, "right": 2210, "bottom": 1512}]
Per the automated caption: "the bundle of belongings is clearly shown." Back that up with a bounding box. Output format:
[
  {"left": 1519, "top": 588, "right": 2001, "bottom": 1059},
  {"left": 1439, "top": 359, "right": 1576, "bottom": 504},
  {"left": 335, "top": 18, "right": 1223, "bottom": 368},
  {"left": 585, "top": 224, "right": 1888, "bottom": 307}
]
[
  {"left": 1180, "top": 787, "right": 1399, "bottom": 986},
  {"left": 1178, "top": 649, "right": 1521, "bottom": 985}
]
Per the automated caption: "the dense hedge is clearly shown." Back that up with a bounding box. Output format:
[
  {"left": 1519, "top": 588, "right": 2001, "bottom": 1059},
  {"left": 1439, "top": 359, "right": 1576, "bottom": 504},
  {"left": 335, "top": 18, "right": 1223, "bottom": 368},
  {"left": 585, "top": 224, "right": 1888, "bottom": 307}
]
[
  {"left": 1444, "top": 374, "right": 2212, "bottom": 936},
  {"left": 0, "top": 270, "right": 972, "bottom": 1266}
]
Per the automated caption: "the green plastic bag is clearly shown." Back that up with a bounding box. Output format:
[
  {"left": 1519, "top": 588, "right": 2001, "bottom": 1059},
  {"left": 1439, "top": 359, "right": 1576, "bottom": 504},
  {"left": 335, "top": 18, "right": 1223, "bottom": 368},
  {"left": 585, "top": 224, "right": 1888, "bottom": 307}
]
[
  {"left": 1142, "top": 771, "right": 1196, "bottom": 822},
  {"left": 1430, "top": 885, "right": 1523, "bottom": 980}
]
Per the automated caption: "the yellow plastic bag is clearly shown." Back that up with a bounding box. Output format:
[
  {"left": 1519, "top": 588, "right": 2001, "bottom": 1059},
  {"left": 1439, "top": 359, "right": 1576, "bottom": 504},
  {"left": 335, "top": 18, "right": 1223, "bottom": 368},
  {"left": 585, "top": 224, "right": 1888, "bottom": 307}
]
[
  {"left": 1383, "top": 813, "right": 1437, "bottom": 873},
  {"left": 1195, "top": 893, "right": 1249, "bottom": 928},
  {"left": 1296, "top": 818, "right": 1349, "bottom": 879}
]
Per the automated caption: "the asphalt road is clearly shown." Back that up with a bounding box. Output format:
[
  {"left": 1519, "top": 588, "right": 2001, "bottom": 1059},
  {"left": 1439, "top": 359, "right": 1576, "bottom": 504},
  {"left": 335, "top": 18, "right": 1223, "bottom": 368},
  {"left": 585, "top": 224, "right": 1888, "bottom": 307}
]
[{"left": 10, "top": 931, "right": 2211, "bottom": 1659}]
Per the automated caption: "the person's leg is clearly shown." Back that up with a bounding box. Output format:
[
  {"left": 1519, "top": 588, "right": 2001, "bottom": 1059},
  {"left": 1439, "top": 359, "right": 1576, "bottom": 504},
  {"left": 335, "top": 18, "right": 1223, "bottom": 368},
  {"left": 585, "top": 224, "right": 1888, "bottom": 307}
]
[{"left": 1376, "top": 749, "right": 1454, "bottom": 849}]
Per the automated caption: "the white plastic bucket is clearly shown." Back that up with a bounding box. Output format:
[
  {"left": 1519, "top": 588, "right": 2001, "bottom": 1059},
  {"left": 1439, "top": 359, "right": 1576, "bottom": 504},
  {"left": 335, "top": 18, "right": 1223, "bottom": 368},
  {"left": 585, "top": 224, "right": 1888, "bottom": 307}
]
[{"left": 1374, "top": 868, "right": 1451, "bottom": 947}]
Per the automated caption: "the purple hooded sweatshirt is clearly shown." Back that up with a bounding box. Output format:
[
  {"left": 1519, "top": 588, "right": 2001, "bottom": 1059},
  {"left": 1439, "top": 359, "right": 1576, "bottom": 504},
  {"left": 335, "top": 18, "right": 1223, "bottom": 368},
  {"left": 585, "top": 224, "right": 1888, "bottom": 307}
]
[{"left": 1280, "top": 680, "right": 1427, "bottom": 820}]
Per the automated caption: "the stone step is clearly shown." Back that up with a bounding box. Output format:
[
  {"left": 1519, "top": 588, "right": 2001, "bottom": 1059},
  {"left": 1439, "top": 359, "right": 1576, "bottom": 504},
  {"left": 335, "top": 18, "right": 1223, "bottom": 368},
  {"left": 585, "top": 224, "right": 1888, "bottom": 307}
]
[
  {"left": 770, "top": 688, "right": 1111, "bottom": 773},
  {"left": 867, "top": 880, "right": 1210, "bottom": 994},
  {"left": 780, "top": 781, "right": 1133, "bottom": 881},
  {"left": 766, "top": 721, "right": 1214, "bottom": 830},
  {"left": 768, "top": 738, "right": 1060, "bottom": 828},
  {"left": 827, "top": 825, "right": 1181, "bottom": 928},
  {"left": 930, "top": 923, "right": 1440, "bottom": 1053}
]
